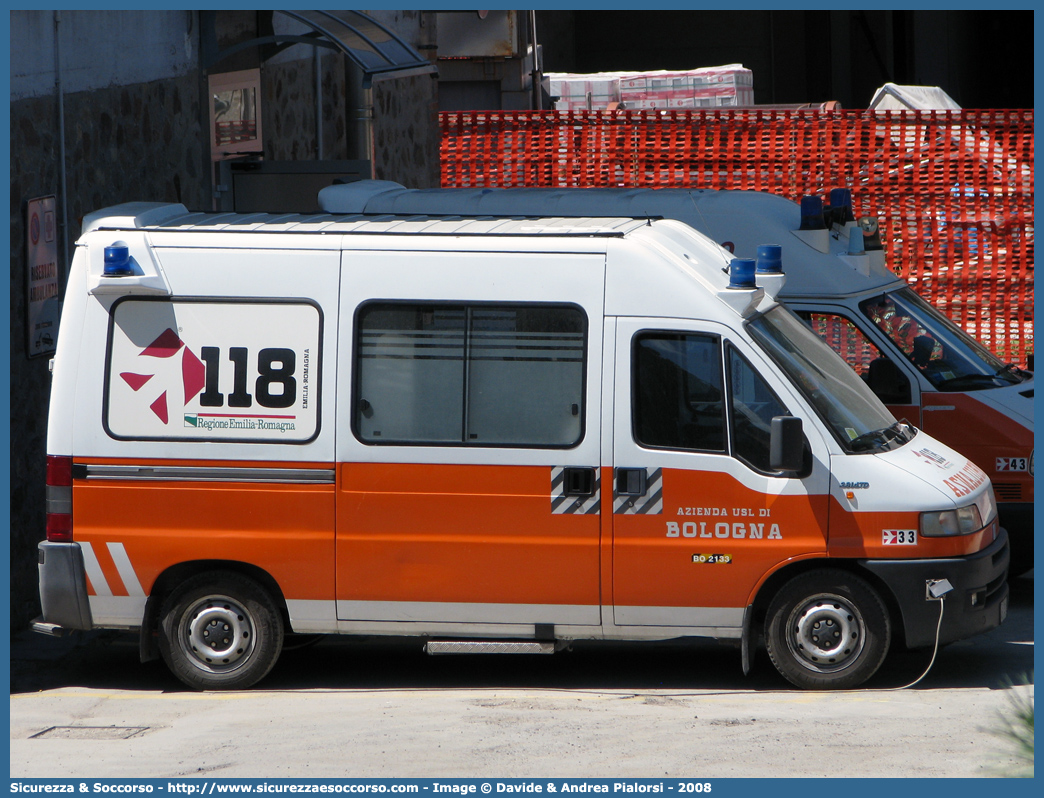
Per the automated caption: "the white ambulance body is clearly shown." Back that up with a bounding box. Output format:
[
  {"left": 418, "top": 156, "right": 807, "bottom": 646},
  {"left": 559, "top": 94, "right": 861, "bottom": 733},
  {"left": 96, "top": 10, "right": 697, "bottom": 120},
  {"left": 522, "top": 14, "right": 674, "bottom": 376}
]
[
  {"left": 37, "top": 203, "right": 1009, "bottom": 691},
  {"left": 318, "top": 181, "right": 1033, "bottom": 572}
]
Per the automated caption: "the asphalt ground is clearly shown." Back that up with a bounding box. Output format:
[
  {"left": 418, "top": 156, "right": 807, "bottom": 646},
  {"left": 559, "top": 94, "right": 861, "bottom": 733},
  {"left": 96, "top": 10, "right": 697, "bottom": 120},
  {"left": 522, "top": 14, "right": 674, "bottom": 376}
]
[{"left": 8, "top": 572, "right": 1034, "bottom": 779}]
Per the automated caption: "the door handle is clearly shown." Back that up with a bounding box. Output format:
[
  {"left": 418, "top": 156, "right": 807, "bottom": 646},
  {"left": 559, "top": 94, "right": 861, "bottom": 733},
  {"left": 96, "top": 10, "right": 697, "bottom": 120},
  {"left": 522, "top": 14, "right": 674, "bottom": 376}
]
[
  {"left": 615, "top": 467, "right": 647, "bottom": 497},
  {"left": 562, "top": 467, "right": 596, "bottom": 497}
]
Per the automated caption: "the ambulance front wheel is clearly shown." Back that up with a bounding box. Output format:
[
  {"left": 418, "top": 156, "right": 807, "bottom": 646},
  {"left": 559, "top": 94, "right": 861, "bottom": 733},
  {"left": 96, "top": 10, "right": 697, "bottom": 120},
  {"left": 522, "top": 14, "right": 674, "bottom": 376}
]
[
  {"left": 764, "top": 569, "right": 890, "bottom": 690},
  {"left": 159, "top": 572, "right": 284, "bottom": 691}
]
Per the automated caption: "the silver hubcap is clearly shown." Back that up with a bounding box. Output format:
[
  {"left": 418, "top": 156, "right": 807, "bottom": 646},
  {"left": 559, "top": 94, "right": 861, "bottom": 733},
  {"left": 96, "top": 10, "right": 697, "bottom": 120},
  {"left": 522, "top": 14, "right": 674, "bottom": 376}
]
[
  {"left": 180, "top": 595, "right": 255, "bottom": 674},
  {"left": 786, "top": 593, "right": 865, "bottom": 673}
]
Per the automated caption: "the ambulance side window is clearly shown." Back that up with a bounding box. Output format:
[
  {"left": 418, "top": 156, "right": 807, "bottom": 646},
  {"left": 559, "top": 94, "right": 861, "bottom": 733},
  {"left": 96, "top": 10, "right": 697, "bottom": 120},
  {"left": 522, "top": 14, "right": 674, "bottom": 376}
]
[
  {"left": 632, "top": 332, "right": 726, "bottom": 452},
  {"left": 354, "top": 302, "right": 585, "bottom": 447},
  {"left": 355, "top": 304, "right": 466, "bottom": 443},
  {"left": 726, "top": 345, "right": 791, "bottom": 473}
]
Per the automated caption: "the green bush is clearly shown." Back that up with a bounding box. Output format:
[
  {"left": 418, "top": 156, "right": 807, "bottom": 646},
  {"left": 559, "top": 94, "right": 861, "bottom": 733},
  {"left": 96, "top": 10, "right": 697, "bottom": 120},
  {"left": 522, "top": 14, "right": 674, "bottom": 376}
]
[{"left": 993, "top": 679, "right": 1034, "bottom": 778}]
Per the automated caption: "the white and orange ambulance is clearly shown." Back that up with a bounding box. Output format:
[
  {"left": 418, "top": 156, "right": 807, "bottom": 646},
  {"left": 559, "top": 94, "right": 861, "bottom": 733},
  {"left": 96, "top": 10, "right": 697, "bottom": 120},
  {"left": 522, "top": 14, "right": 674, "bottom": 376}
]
[{"left": 36, "top": 201, "right": 1009, "bottom": 691}]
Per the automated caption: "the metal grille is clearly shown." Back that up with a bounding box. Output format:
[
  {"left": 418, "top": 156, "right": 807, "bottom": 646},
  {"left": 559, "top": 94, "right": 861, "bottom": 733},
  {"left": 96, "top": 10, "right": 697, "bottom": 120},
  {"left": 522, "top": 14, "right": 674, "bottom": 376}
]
[
  {"left": 992, "top": 482, "right": 1024, "bottom": 502},
  {"left": 440, "top": 109, "right": 1034, "bottom": 367}
]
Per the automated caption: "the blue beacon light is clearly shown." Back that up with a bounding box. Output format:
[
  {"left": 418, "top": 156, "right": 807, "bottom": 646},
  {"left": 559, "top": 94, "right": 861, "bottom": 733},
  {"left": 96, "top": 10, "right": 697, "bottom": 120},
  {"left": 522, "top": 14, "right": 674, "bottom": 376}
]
[
  {"left": 727, "top": 257, "right": 757, "bottom": 289},
  {"left": 798, "top": 196, "right": 826, "bottom": 230},
  {"left": 103, "top": 241, "right": 134, "bottom": 277},
  {"left": 755, "top": 244, "right": 783, "bottom": 274},
  {"left": 828, "top": 187, "right": 856, "bottom": 225}
]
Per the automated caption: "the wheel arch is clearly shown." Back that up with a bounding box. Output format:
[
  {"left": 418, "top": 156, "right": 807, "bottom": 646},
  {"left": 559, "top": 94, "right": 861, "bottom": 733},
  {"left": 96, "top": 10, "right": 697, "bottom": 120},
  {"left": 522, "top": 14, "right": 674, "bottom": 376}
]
[
  {"left": 745, "top": 558, "right": 905, "bottom": 661},
  {"left": 139, "top": 559, "right": 288, "bottom": 663}
]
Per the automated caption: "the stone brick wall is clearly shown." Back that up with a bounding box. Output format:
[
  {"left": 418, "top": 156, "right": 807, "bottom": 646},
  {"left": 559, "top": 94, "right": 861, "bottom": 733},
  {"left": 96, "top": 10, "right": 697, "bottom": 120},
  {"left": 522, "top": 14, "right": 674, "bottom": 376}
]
[
  {"left": 370, "top": 9, "right": 440, "bottom": 189},
  {"left": 263, "top": 55, "right": 348, "bottom": 162},
  {"left": 262, "top": 54, "right": 440, "bottom": 188},
  {"left": 10, "top": 93, "right": 62, "bottom": 632},
  {"left": 374, "top": 73, "right": 440, "bottom": 189}
]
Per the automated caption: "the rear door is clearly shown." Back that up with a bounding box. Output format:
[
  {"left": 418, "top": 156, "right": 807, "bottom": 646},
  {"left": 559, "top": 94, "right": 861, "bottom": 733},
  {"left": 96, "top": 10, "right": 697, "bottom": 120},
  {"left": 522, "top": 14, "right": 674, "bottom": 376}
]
[
  {"left": 610, "top": 318, "right": 831, "bottom": 629},
  {"left": 78, "top": 244, "right": 340, "bottom": 629}
]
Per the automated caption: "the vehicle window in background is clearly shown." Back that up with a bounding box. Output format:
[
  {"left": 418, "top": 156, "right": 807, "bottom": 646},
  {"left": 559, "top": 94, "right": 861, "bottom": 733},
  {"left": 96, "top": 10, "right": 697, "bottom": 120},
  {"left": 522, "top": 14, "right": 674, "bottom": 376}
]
[
  {"left": 748, "top": 306, "right": 909, "bottom": 454},
  {"left": 860, "top": 287, "right": 1027, "bottom": 391},
  {"left": 799, "top": 311, "right": 911, "bottom": 405}
]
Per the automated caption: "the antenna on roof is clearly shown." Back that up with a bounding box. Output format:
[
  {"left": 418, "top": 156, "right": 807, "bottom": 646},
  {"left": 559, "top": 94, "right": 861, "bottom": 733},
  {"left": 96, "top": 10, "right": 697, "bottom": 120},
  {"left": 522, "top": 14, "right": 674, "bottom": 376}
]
[{"left": 687, "top": 191, "right": 732, "bottom": 271}]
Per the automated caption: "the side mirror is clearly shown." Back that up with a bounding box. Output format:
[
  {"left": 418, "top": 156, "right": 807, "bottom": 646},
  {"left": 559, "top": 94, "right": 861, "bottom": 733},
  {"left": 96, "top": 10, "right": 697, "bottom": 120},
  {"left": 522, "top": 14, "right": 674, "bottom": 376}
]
[{"left": 769, "top": 416, "right": 804, "bottom": 472}]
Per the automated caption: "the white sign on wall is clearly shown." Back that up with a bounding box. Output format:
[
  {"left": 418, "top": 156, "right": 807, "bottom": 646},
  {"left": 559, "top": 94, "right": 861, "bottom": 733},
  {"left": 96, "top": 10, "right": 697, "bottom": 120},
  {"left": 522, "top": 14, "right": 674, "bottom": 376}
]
[
  {"left": 26, "top": 195, "right": 60, "bottom": 358},
  {"left": 105, "top": 299, "right": 322, "bottom": 443}
]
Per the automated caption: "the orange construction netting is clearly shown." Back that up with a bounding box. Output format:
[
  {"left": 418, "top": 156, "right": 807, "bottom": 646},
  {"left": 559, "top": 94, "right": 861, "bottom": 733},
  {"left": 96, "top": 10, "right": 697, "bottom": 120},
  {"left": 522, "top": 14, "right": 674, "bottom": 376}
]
[{"left": 440, "top": 110, "right": 1034, "bottom": 367}]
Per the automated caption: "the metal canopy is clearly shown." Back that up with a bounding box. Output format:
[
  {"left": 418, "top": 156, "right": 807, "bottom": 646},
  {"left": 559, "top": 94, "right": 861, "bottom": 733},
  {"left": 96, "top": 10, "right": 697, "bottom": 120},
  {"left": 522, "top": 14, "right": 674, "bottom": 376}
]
[{"left": 202, "top": 10, "right": 437, "bottom": 86}]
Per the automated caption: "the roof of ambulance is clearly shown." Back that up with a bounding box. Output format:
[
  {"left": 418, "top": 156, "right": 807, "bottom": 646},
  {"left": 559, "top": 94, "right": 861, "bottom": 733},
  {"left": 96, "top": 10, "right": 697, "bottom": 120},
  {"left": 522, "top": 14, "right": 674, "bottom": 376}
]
[
  {"left": 315, "top": 182, "right": 906, "bottom": 299},
  {"left": 79, "top": 205, "right": 749, "bottom": 316},
  {"left": 81, "top": 206, "right": 652, "bottom": 240}
]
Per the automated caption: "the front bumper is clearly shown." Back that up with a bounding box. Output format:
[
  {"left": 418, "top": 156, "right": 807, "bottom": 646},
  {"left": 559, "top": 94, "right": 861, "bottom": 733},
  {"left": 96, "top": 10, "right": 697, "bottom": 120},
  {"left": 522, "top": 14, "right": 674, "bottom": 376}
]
[
  {"left": 36, "top": 541, "right": 93, "bottom": 633},
  {"left": 859, "top": 528, "right": 1009, "bottom": 649}
]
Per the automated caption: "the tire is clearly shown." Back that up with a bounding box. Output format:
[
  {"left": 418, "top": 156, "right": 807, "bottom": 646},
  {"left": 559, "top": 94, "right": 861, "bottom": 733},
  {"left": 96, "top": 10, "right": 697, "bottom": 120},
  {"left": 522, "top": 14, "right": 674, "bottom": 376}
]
[
  {"left": 764, "top": 569, "right": 890, "bottom": 690},
  {"left": 159, "top": 572, "right": 284, "bottom": 691}
]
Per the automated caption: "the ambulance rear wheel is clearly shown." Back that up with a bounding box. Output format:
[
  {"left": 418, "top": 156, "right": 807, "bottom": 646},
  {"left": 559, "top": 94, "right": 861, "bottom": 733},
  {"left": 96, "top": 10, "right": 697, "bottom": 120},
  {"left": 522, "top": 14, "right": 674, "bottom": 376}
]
[
  {"left": 764, "top": 569, "right": 890, "bottom": 690},
  {"left": 159, "top": 572, "right": 284, "bottom": 691}
]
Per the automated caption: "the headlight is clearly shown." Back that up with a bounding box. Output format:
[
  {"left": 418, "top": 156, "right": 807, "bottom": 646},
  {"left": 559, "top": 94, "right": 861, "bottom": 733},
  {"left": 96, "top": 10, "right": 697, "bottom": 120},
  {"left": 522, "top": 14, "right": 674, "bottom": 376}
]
[{"left": 921, "top": 504, "right": 983, "bottom": 537}]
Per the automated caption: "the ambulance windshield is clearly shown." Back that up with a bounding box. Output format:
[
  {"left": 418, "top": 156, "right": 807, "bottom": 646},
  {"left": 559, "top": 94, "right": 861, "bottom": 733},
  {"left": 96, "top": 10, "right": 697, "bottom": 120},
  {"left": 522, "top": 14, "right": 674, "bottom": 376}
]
[
  {"left": 749, "top": 306, "right": 912, "bottom": 453},
  {"left": 860, "top": 288, "right": 1029, "bottom": 391}
]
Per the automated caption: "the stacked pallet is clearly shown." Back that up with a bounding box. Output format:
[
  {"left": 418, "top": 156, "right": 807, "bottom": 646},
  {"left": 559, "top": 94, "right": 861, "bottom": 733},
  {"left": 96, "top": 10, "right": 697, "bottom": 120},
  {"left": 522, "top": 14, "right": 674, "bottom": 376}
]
[{"left": 548, "top": 64, "right": 754, "bottom": 111}]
